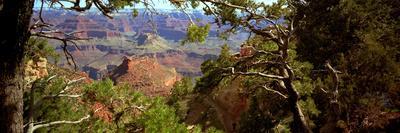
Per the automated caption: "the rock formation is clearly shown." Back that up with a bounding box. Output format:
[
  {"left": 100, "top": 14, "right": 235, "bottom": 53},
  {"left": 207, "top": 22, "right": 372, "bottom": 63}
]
[
  {"left": 24, "top": 57, "right": 49, "bottom": 83},
  {"left": 109, "top": 56, "right": 181, "bottom": 96},
  {"left": 55, "top": 15, "right": 121, "bottom": 39}
]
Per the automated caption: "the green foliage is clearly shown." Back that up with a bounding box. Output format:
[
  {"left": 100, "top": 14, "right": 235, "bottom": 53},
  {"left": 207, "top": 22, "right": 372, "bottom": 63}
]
[
  {"left": 136, "top": 97, "right": 189, "bottom": 133},
  {"left": 25, "top": 76, "right": 217, "bottom": 132},
  {"left": 132, "top": 8, "right": 139, "bottom": 17},
  {"left": 169, "top": 77, "right": 194, "bottom": 120},
  {"left": 195, "top": 44, "right": 235, "bottom": 93},
  {"left": 298, "top": 97, "right": 321, "bottom": 117},
  {"left": 26, "top": 37, "right": 60, "bottom": 63},
  {"left": 83, "top": 78, "right": 115, "bottom": 104},
  {"left": 239, "top": 96, "right": 284, "bottom": 133},
  {"left": 82, "top": 79, "right": 220, "bottom": 132},
  {"left": 206, "top": 126, "right": 224, "bottom": 133},
  {"left": 110, "top": 0, "right": 140, "bottom": 9},
  {"left": 194, "top": 32, "right": 319, "bottom": 131},
  {"left": 24, "top": 75, "right": 89, "bottom": 132},
  {"left": 171, "top": 77, "right": 194, "bottom": 101},
  {"left": 295, "top": 0, "right": 400, "bottom": 131},
  {"left": 182, "top": 23, "right": 210, "bottom": 44}
]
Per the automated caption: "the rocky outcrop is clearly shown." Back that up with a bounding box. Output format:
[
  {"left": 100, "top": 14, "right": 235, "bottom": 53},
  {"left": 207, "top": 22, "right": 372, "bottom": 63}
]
[
  {"left": 24, "top": 57, "right": 49, "bottom": 83},
  {"left": 109, "top": 56, "right": 181, "bottom": 96}
]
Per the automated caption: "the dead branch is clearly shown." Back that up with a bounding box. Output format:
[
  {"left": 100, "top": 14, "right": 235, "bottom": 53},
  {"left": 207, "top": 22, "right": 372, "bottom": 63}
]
[
  {"left": 33, "top": 77, "right": 86, "bottom": 111},
  {"left": 28, "top": 115, "right": 90, "bottom": 133},
  {"left": 45, "top": 94, "right": 83, "bottom": 98},
  {"left": 325, "top": 62, "right": 340, "bottom": 103},
  {"left": 202, "top": 0, "right": 246, "bottom": 10},
  {"left": 59, "top": 77, "right": 86, "bottom": 94},
  {"left": 223, "top": 67, "right": 285, "bottom": 80},
  {"left": 131, "top": 105, "right": 146, "bottom": 112},
  {"left": 31, "top": 25, "right": 91, "bottom": 69},
  {"left": 260, "top": 85, "right": 288, "bottom": 99}
]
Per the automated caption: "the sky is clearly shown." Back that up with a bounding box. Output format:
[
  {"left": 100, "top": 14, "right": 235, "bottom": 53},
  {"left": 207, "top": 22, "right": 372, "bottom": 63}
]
[{"left": 35, "top": 0, "right": 277, "bottom": 10}]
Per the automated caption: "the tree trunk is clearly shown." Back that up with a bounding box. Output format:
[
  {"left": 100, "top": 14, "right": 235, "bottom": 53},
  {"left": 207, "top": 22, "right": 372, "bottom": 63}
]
[
  {"left": 284, "top": 79, "right": 311, "bottom": 133},
  {"left": 0, "top": 0, "right": 34, "bottom": 132}
]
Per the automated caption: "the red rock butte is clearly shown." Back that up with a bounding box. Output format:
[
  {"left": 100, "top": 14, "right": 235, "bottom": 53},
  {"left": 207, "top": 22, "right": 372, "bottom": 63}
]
[{"left": 109, "top": 56, "right": 181, "bottom": 96}]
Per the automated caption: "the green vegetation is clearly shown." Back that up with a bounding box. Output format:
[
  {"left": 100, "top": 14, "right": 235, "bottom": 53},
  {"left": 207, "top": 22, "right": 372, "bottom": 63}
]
[
  {"left": 182, "top": 24, "right": 211, "bottom": 44},
  {"left": 26, "top": 37, "right": 60, "bottom": 63},
  {"left": 24, "top": 75, "right": 222, "bottom": 132},
  {"left": 294, "top": 0, "right": 400, "bottom": 131},
  {"left": 169, "top": 77, "right": 194, "bottom": 121},
  {"left": 1, "top": 0, "right": 399, "bottom": 132}
]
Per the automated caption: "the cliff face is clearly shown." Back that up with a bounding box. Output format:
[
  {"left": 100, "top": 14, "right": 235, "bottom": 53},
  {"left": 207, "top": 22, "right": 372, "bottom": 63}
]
[
  {"left": 82, "top": 53, "right": 124, "bottom": 79},
  {"left": 150, "top": 50, "right": 217, "bottom": 77},
  {"left": 55, "top": 15, "right": 121, "bottom": 39},
  {"left": 38, "top": 10, "right": 234, "bottom": 80},
  {"left": 109, "top": 56, "right": 181, "bottom": 96}
]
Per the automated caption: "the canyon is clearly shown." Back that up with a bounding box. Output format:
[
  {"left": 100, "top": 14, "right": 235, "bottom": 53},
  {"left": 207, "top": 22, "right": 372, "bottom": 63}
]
[
  {"left": 35, "top": 9, "right": 246, "bottom": 96},
  {"left": 38, "top": 10, "right": 227, "bottom": 74}
]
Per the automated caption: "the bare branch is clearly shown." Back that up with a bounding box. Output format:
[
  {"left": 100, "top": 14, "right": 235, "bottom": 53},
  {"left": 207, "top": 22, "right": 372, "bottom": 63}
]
[
  {"left": 30, "top": 115, "right": 90, "bottom": 132},
  {"left": 31, "top": 26, "right": 91, "bottom": 69},
  {"left": 32, "top": 121, "right": 47, "bottom": 125},
  {"left": 223, "top": 67, "right": 285, "bottom": 80},
  {"left": 32, "top": 77, "right": 86, "bottom": 114},
  {"left": 45, "top": 94, "right": 83, "bottom": 98},
  {"left": 284, "top": 64, "right": 295, "bottom": 80},
  {"left": 46, "top": 75, "right": 58, "bottom": 82},
  {"left": 325, "top": 62, "right": 340, "bottom": 103},
  {"left": 251, "top": 60, "right": 285, "bottom": 66},
  {"left": 39, "top": 0, "right": 46, "bottom": 24},
  {"left": 200, "top": 1, "right": 220, "bottom": 23},
  {"left": 319, "top": 87, "right": 328, "bottom": 93},
  {"left": 202, "top": 0, "right": 246, "bottom": 10},
  {"left": 260, "top": 85, "right": 288, "bottom": 99},
  {"left": 59, "top": 77, "right": 86, "bottom": 94},
  {"left": 130, "top": 105, "right": 146, "bottom": 112},
  {"left": 93, "top": 0, "right": 113, "bottom": 18}
]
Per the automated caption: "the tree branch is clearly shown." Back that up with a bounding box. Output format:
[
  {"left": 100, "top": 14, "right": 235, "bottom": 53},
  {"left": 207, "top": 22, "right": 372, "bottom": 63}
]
[
  {"left": 223, "top": 67, "right": 285, "bottom": 80},
  {"left": 45, "top": 94, "right": 83, "bottom": 98},
  {"left": 29, "top": 115, "right": 90, "bottom": 133},
  {"left": 260, "top": 85, "right": 288, "bottom": 99},
  {"left": 325, "top": 62, "right": 340, "bottom": 103},
  {"left": 34, "top": 77, "right": 86, "bottom": 110},
  {"left": 202, "top": 0, "right": 246, "bottom": 10},
  {"left": 59, "top": 77, "right": 86, "bottom": 94}
]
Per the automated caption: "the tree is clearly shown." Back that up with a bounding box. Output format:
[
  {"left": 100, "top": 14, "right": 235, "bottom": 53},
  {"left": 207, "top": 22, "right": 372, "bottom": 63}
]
[
  {"left": 0, "top": 0, "right": 35, "bottom": 132},
  {"left": 180, "top": 0, "right": 314, "bottom": 132},
  {"left": 294, "top": 0, "right": 400, "bottom": 131},
  {"left": 24, "top": 76, "right": 89, "bottom": 133},
  {"left": 82, "top": 79, "right": 207, "bottom": 132}
]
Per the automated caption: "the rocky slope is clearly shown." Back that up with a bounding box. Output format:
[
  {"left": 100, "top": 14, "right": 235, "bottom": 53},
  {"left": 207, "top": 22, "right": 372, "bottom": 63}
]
[{"left": 109, "top": 56, "right": 181, "bottom": 96}]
